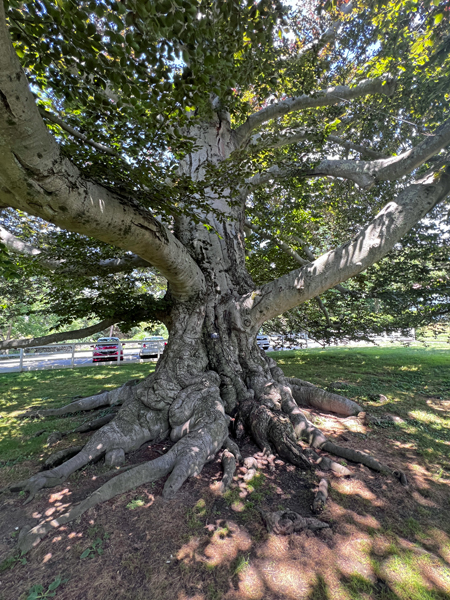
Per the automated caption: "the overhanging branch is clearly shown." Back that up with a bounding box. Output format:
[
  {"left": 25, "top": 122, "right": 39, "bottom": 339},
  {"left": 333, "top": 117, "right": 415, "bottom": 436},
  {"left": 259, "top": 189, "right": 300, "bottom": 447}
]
[
  {"left": 0, "top": 319, "right": 116, "bottom": 351},
  {"left": 0, "top": 5, "right": 204, "bottom": 301},
  {"left": 245, "top": 170, "right": 450, "bottom": 328},
  {"left": 247, "top": 121, "right": 450, "bottom": 190},
  {"left": 0, "top": 225, "right": 152, "bottom": 276},
  {"left": 245, "top": 219, "right": 351, "bottom": 317},
  {"left": 233, "top": 77, "right": 396, "bottom": 147}
]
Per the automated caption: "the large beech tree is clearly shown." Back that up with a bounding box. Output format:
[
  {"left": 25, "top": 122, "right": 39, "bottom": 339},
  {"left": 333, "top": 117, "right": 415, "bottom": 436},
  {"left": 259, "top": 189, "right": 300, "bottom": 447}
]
[{"left": 1, "top": 0, "right": 449, "bottom": 552}]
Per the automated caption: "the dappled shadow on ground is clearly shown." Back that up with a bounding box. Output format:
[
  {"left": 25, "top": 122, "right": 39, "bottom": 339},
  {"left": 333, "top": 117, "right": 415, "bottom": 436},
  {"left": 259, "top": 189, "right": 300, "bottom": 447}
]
[
  {"left": 1, "top": 430, "right": 450, "bottom": 600},
  {"left": 0, "top": 348, "right": 449, "bottom": 599}
]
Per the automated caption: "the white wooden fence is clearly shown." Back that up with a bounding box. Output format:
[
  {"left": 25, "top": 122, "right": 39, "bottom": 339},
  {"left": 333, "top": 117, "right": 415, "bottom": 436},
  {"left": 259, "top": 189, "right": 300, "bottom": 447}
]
[
  {"left": 1, "top": 330, "right": 447, "bottom": 375},
  {"left": 0, "top": 339, "right": 167, "bottom": 373}
]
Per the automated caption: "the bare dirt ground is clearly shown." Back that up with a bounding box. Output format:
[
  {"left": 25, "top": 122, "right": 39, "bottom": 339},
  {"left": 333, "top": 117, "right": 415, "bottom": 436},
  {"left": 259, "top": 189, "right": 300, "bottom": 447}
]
[{"left": 1, "top": 404, "right": 450, "bottom": 600}]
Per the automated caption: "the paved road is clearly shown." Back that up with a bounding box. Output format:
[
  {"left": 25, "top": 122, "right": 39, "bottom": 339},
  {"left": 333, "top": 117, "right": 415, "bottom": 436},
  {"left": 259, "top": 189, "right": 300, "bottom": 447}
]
[{"left": 0, "top": 343, "right": 314, "bottom": 374}]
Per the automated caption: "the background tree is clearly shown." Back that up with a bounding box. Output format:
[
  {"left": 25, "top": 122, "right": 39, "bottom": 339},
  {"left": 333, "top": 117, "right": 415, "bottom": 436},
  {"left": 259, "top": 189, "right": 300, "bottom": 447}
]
[{"left": 1, "top": 0, "right": 449, "bottom": 553}]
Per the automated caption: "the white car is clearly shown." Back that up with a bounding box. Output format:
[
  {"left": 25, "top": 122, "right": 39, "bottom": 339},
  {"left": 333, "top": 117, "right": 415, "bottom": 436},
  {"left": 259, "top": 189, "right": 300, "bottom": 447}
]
[
  {"left": 256, "top": 334, "right": 270, "bottom": 350},
  {"left": 139, "top": 336, "right": 166, "bottom": 359}
]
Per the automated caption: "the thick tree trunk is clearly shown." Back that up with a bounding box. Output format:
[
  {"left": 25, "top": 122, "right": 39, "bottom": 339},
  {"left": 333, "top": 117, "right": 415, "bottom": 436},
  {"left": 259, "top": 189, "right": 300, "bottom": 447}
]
[{"left": 11, "top": 118, "right": 405, "bottom": 554}]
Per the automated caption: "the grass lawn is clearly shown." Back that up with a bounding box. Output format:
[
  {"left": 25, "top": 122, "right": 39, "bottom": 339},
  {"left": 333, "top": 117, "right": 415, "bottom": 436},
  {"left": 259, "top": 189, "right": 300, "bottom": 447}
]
[
  {"left": 0, "top": 347, "right": 449, "bottom": 600},
  {"left": 0, "top": 363, "right": 156, "bottom": 466},
  {"left": 276, "top": 346, "right": 450, "bottom": 472}
]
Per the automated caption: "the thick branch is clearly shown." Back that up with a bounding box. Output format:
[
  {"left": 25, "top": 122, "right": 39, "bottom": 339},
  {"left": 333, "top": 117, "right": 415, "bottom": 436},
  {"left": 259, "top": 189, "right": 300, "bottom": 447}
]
[
  {"left": 248, "top": 121, "right": 450, "bottom": 190},
  {"left": 248, "top": 128, "right": 385, "bottom": 159},
  {"left": 245, "top": 219, "right": 351, "bottom": 299},
  {"left": 0, "top": 319, "right": 115, "bottom": 351},
  {"left": 245, "top": 219, "right": 336, "bottom": 323},
  {"left": 311, "top": 122, "right": 450, "bottom": 188},
  {"left": 246, "top": 163, "right": 374, "bottom": 189},
  {"left": 327, "top": 135, "right": 386, "bottom": 160},
  {"left": 233, "top": 77, "right": 396, "bottom": 147},
  {"left": 246, "top": 171, "right": 450, "bottom": 327},
  {"left": 0, "top": 7, "right": 204, "bottom": 301},
  {"left": 0, "top": 225, "right": 152, "bottom": 275},
  {"left": 289, "top": 234, "right": 350, "bottom": 295}
]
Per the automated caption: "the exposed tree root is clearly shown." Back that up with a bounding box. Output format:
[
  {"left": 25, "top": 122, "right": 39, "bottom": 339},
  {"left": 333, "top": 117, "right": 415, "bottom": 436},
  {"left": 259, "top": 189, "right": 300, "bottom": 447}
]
[
  {"left": 40, "top": 446, "right": 84, "bottom": 471},
  {"left": 320, "top": 440, "right": 387, "bottom": 472},
  {"left": 266, "top": 360, "right": 361, "bottom": 417},
  {"left": 259, "top": 509, "right": 329, "bottom": 535},
  {"left": 303, "top": 449, "right": 351, "bottom": 477},
  {"left": 238, "top": 398, "right": 311, "bottom": 470},
  {"left": 288, "top": 381, "right": 362, "bottom": 416},
  {"left": 312, "top": 478, "right": 328, "bottom": 514},
  {"left": 260, "top": 377, "right": 404, "bottom": 480},
  {"left": 18, "top": 399, "right": 229, "bottom": 554},
  {"left": 12, "top": 394, "right": 170, "bottom": 503},
  {"left": 20, "top": 380, "right": 139, "bottom": 418},
  {"left": 220, "top": 450, "right": 236, "bottom": 493},
  {"left": 73, "top": 412, "right": 118, "bottom": 433},
  {"left": 11, "top": 325, "right": 406, "bottom": 557},
  {"left": 222, "top": 436, "right": 242, "bottom": 463}
]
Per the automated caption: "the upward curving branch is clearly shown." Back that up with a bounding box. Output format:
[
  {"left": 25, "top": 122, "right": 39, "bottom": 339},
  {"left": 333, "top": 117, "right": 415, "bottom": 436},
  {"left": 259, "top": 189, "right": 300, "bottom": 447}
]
[
  {"left": 247, "top": 120, "right": 450, "bottom": 190},
  {"left": 233, "top": 77, "right": 396, "bottom": 147},
  {"left": 245, "top": 170, "right": 450, "bottom": 328},
  {"left": 0, "top": 6, "right": 204, "bottom": 301}
]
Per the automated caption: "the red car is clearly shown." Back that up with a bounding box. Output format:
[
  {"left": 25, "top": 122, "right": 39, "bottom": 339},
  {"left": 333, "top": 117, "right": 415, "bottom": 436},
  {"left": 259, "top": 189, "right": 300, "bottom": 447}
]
[{"left": 92, "top": 337, "right": 124, "bottom": 362}]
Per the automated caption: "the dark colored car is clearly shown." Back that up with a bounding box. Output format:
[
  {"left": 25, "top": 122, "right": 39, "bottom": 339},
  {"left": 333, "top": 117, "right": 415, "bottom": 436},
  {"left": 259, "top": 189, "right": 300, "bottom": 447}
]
[{"left": 92, "top": 337, "right": 124, "bottom": 362}]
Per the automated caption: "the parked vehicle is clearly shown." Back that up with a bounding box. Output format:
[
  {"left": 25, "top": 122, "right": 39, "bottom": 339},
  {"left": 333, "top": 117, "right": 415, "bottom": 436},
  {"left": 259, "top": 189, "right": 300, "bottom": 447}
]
[
  {"left": 92, "top": 337, "right": 124, "bottom": 362},
  {"left": 256, "top": 334, "right": 270, "bottom": 350},
  {"left": 139, "top": 336, "right": 166, "bottom": 359}
]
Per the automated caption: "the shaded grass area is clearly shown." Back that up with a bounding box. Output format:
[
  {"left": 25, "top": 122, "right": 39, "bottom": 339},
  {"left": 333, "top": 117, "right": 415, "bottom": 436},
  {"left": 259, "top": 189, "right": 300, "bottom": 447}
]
[
  {"left": 275, "top": 347, "right": 450, "bottom": 475},
  {"left": 0, "top": 364, "right": 155, "bottom": 468},
  {"left": 0, "top": 348, "right": 449, "bottom": 600}
]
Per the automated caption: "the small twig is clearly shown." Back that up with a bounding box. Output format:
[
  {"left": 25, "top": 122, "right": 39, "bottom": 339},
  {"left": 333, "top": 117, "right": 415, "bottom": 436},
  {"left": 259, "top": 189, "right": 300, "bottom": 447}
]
[{"left": 39, "top": 108, "right": 119, "bottom": 156}]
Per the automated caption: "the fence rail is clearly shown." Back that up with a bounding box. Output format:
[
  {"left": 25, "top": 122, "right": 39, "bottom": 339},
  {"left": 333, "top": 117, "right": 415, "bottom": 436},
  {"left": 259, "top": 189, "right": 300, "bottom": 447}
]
[
  {"left": 0, "top": 339, "right": 166, "bottom": 373},
  {"left": 0, "top": 334, "right": 448, "bottom": 375}
]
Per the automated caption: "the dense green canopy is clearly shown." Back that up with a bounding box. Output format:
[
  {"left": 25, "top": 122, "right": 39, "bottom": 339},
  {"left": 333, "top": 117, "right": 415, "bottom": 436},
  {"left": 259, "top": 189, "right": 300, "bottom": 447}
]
[{"left": 1, "top": 0, "right": 449, "bottom": 343}]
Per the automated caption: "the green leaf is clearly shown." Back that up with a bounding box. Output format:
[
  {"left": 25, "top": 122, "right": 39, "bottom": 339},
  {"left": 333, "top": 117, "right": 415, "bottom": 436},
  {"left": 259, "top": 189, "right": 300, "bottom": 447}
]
[
  {"left": 80, "top": 548, "right": 91, "bottom": 559},
  {"left": 434, "top": 12, "right": 443, "bottom": 25},
  {"left": 26, "top": 586, "right": 43, "bottom": 600},
  {"left": 47, "top": 576, "right": 62, "bottom": 591}
]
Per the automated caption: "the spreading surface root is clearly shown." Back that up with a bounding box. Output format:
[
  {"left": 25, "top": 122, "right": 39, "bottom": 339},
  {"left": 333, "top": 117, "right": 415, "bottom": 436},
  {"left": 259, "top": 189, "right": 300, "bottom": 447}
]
[
  {"left": 238, "top": 399, "right": 311, "bottom": 470},
  {"left": 12, "top": 359, "right": 406, "bottom": 554}
]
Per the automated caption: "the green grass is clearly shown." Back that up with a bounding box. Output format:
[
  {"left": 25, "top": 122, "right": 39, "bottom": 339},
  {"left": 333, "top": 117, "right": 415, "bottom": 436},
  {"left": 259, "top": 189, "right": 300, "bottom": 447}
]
[
  {"left": 273, "top": 346, "right": 450, "bottom": 473},
  {"left": 1, "top": 348, "right": 449, "bottom": 600},
  {"left": 126, "top": 496, "right": 146, "bottom": 510},
  {"left": 0, "top": 363, "right": 155, "bottom": 466}
]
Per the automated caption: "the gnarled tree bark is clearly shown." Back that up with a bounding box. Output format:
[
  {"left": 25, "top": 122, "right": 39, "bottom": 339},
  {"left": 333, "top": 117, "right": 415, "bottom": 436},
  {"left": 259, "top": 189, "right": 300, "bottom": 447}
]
[{"left": 0, "top": 3, "right": 442, "bottom": 555}]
